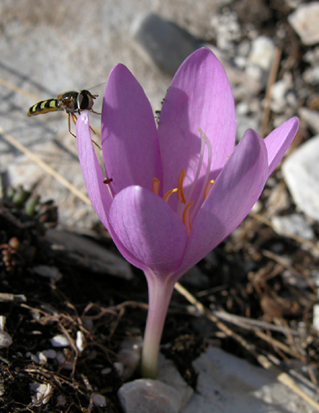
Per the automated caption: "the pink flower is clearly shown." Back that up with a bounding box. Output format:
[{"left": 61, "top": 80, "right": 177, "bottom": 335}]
[{"left": 76, "top": 48, "right": 299, "bottom": 378}]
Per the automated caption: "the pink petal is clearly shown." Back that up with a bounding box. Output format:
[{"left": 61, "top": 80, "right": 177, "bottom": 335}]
[
  {"left": 76, "top": 112, "right": 113, "bottom": 231},
  {"left": 108, "top": 186, "right": 188, "bottom": 277},
  {"left": 178, "top": 129, "right": 268, "bottom": 275},
  {"left": 101, "top": 64, "right": 162, "bottom": 195},
  {"left": 264, "top": 117, "right": 299, "bottom": 176},
  {"left": 158, "top": 47, "right": 236, "bottom": 193}
]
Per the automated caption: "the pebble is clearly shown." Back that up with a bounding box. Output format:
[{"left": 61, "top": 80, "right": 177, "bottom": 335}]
[
  {"left": 270, "top": 73, "right": 293, "bottom": 113},
  {"left": 118, "top": 355, "right": 193, "bottom": 413},
  {"left": 33, "top": 265, "right": 62, "bottom": 281},
  {"left": 210, "top": 11, "right": 241, "bottom": 53},
  {"left": 131, "top": 13, "right": 200, "bottom": 76},
  {"left": 76, "top": 330, "right": 86, "bottom": 353},
  {"left": 50, "top": 334, "right": 70, "bottom": 347},
  {"left": 248, "top": 36, "right": 276, "bottom": 71},
  {"left": 271, "top": 214, "right": 314, "bottom": 240},
  {"left": 288, "top": 2, "right": 319, "bottom": 45},
  {"left": 299, "top": 108, "right": 319, "bottom": 134},
  {"left": 0, "top": 316, "right": 12, "bottom": 348},
  {"left": 313, "top": 304, "right": 319, "bottom": 330},
  {"left": 303, "top": 66, "right": 319, "bottom": 85},
  {"left": 117, "top": 336, "right": 143, "bottom": 380},
  {"left": 92, "top": 393, "right": 107, "bottom": 407},
  {"left": 42, "top": 349, "right": 57, "bottom": 359},
  {"left": 282, "top": 135, "right": 319, "bottom": 221},
  {"left": 30, "top": 382, "right": 53, "bottom": 405}
]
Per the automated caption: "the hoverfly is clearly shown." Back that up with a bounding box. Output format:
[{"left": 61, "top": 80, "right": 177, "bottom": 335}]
[{"left": 27, "top": 89, "right": 100, "bottom": 138}]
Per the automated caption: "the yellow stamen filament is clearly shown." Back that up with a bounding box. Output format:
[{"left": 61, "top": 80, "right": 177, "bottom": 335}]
[
  {"left": 152, "top": 178, "right": 160, "bottom": 195},
  {"left": 182, "top": 202, "right": 194, "bottom": 237},
  {"left": 164, "top": 188, "right": 178, "bottom": 202},
  {"left": 204, "top": 179, "right": 215, "bottom": 200},
  {"left": 177, "top": 168, "right": 186, "bottom": 204}
]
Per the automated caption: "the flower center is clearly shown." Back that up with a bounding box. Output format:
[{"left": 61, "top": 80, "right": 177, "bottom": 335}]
[{"left": 153, "top": 128, "right": 215, "bottom": 236}]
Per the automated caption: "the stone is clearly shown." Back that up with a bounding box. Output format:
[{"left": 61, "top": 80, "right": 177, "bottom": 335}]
[
  {"left": 50, "top": 334, "right": 71, "bottom": 347},
  {"left": 92, "top": 393, "right": 107, "bottom": 407},
  {"left": 299, "top": 108, "right": 319, "bottom": 135},
  {"left": 118, "top": 355, "right": 193, "bottom": 413},
  {"left": 248, "top": 36, "right": 276, "bottom": 71},
  {"left": 271, "top": 214, "right": 314, "bottom": 240},
  {"left": 131, "top": 13, "right": 200, "bottom": 76},
  {"left": 181, "top": 347, "right": 318, "bottom": 413},
  {"left": 282, "top": 135, "right": 319, "bottom": 221},
  {"left": 288, "top": 2, "right": 319, "bottom": 45},
  {"left": 45, "top": 229, "right": 133, "bottom": 280}
]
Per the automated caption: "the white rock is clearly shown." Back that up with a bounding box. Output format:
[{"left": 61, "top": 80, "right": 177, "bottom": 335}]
[
  {"left": 50, "top": 334, "right": 70, "bottom": 347},
  {"left": 0, "top": 329, "right": 12, "bottom": 348},
  {"left": 248, "top": 36, "right": 276, "bottom": 71},
  {"left": 30, "top": 382, "right": 53, "bottom": 404},
  {"left": 92, "top": 393, "right": 107, "bottom": 407},
  {"left": 271, "top": 214, "right": 314, "bottom": 240},
  {"left": 299, "top": 108, "right": 319, "bottom": 135},
  {"left": 76, "top": 330, "right": 86, "bottom": 353},
  {"left": 37, "top": 352, "right": 48, "bottom": 364},
  {"left": 181, "top": 347, "right": 318, "bottom": 413},
  {"left": 118, "top": 355, "right": 193, "bottom": 413},
  {"left": 303, "top": 66, "right": 319, "bottom": 85},
  {"left": 270, "top": 73, "right": 293, "bottom": 113},
  {"left": 313, "top": 304, "right": 319, "bottom": 330},
  {"left": 282, "top": 135, "right": 319, "bottom": 221},
  {"left": 289, "top": 2, "right": 319, "bottom": 45}
]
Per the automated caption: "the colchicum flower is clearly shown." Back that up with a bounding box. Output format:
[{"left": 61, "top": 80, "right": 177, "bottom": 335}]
[{"left": 76, "top": 48, "right": 299, "bottom": 379}]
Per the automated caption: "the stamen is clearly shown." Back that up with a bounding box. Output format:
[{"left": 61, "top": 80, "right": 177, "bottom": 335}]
[
  {"left": 182, "top": 202, "right": 194, "bottom": 237},
  {"left": 204, "top": 179, "right": 215, "bottom": 200},
  {"left": 177, "top": 168, "right": 186, "bottom": 204},
  {"left": 191, "top": 128, "right": 213, "bottom": 216},
  {"left": 164, "top": 188, "right": 178, "bottom": 202},
  {"left": 185, "top": 129, "right": 206, "bottom": 203},
  {"left": 152, "top": 178, "right": 160, "bottom": 195}
]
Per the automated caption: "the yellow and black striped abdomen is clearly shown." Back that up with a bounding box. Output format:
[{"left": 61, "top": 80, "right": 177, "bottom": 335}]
[{"left": 27, "top": 99, "right": 61, "bottom": 117}]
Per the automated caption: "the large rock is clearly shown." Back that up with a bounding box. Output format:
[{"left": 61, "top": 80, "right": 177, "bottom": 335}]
[{"left": 288, "top": 2, "right": 319, "bottom": 45}]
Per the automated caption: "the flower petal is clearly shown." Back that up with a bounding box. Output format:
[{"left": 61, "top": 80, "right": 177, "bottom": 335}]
[
  {"left": 101, "top": 64, "right": 162, "bottom": 195},
  {"left": 108, "top": 186, "right": 188, "bottom": 277},
  {"left": 76, "top": 112, "right": 113, "bottom": 231},
  {"left": 178, "top": 129, "right": 268, "bottom": 275},
  {"left": 264, "top": 117, "right": 299, "bottom": 176},
  {"left": 158, "top": 47, "right": 236, "bottom": 193}
]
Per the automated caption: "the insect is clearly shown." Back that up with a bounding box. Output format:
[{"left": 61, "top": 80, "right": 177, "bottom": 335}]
[{"left": 27, "top": 89, "right": 100, "bottom": 137}]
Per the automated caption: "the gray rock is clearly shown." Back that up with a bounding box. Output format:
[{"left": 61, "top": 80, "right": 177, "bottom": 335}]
[
  {"left": 181, "top": 347, "right": 318, "bottom": 413},
  {"left": 270, "top": 73, "right": 293, "bottom": 113},
  {"left": 118, "top": 355, "right": 193, "bottom": 413},
  {"left": 45, "top": 229, "right": 133, "bottom": 280},
  {"left": 288, "top": 2, "right": 319, "bottom": 45},
  {"left": 92, "top": 393, "right": 107, "bottom": 407},
  {"left": 271, "top": 214, "right": 314, "bottom": 240},
  {"left": 303, "top": 66, "right": 319, "bottom": 85},
  {"left": 282, "top": 135, "right": 319, "bottom": 221},
  {"left": 131, "top": 13, "right": 200, "bottom": 76}
]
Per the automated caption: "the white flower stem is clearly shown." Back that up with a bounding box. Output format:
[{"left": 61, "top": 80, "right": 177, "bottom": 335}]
[{"left": 141, "top": 272, "right": 175, "bottom": 379}]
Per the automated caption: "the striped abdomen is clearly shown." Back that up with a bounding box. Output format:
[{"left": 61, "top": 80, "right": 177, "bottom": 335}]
[{"left": 27, "top": 99, "right": 61, "bottom": 117}]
